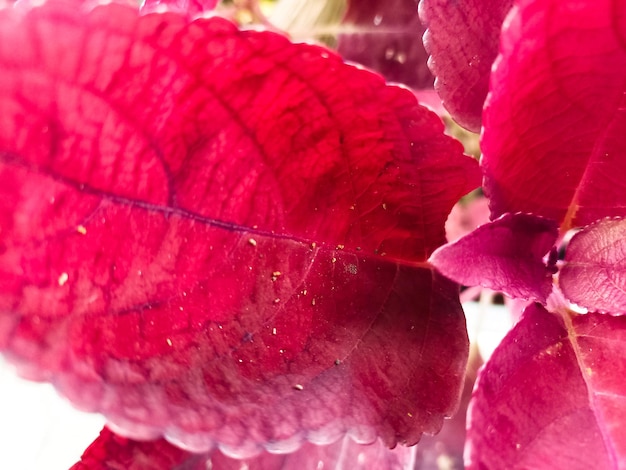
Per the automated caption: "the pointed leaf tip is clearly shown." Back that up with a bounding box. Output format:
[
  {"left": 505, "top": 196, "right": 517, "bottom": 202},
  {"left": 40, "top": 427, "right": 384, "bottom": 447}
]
[{"left": 430, "top": 213, "right": 558, "bottom": 302}]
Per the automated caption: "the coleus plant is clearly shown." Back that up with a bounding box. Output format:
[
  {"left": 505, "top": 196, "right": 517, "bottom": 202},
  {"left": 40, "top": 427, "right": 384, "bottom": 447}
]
[{"left": 0, "top": 0, "right": 625, "bottom": 469}]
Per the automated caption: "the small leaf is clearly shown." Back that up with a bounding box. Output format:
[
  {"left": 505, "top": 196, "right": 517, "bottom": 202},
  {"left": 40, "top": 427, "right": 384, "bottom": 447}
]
[
  {"left": 419, "top": 0, "right": 514, "bottom": 132},
  {"left": 560, "top": 218, "right": 626, "bottom": 314},
  {"left": 0, "top": 0, "right": 478, "bottom": 452},
  {"left": 466, "top": 304, "right": 626, "bottom": 468},
  {"left": 429, "top": 213, "right": 558, "bottom": 303},
  {"left": 482, "top": 0, "right": 626, "bottom": 229}
]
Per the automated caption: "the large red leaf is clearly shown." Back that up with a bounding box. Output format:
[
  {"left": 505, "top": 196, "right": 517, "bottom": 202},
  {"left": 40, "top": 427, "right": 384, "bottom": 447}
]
[
  {"left": 419, "top": 0, "right": 513, "bottom": 132},
  {"left": 482, "top": 0, "right": 626, "bottom": 230},
  {"left": 338, "top": 0, "right": 434, "bottom": 90},
  {"left": 429, "top": 213, "right": 558, "bottom": 303},
  {"left": 560, "top": 217, "right": 626, "bottom": 314},
  {"left": 0, "top": 0, "right": 479, "bottom": 454},
  {"left": 466, "top": 303, "right": 626, "bottom": 468},
  {"left": 73, "top": 427, "right": 418, "bottom": 469}
]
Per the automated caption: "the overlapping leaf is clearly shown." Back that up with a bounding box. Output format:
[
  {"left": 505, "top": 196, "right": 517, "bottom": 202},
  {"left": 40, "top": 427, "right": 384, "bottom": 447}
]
[
  {"left": 466, "top": 303, "right": 626, "bottom": 468},
  {"left": 0, "top": 0, "right": 479, "bottom": 454},
  {"left": 482, "top": 0, "right": 626, "bottom": 229},
  {"left": 419, "top": 0, "right": 513, "bottom": 132},
  {"left": 338, "top": 0, "right": 433, "bottom": 90},
  {"left": 429, "top": 213, "right": 558, "bottom": 303},
  {"left": 73, "top": 427, "right": 418, "bottom": 469},
  {"left": 560, "top": 218, "right": 626, "bottom": 314},
  {"left": 71, "top": 427, "right": 205, "bottom": 470}
]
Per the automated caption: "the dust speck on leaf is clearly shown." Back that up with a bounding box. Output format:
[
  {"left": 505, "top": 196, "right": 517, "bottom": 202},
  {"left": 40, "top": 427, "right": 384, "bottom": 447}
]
[{"left": 58, "top": 272, "right": 69, "bottom": 286}]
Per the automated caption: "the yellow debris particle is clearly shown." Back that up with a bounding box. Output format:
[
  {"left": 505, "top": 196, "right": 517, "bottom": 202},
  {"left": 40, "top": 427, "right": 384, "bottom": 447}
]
[
  {"left": 58, "top": 272, "right": 69, "bottom": 286},
  {"left": 76, "top": 225, "right": 87, "bottom": 235},
  {"left": 336, "top": 244, "right": 345, "bottom": 250},
  {"left": 166, "top": 338, "right": 173, "bottom": 347},
  {"left": 311, "top": 298, "right": 316, "bottom": 306},
  {"left": 248, "top": 238, "right": 257, "bottom": 247},
  {"left": 293, "top": 384, "right": 304, "bottom": 391}
]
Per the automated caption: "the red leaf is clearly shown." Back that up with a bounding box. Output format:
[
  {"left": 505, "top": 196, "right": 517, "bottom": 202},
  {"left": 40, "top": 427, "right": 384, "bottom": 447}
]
[
  {"left": 560, "top": 217, "right": 626, "bottom": 314},
  {"left": 71, "top": 427, "right": 206, "bottom": 470},
  {"left": 338, "top": 0, "right": 434, "bottom": 90},
  {"left": 0, "top": 0, "right": 478, "bottom": 453},
  {"left": 74, "top": 427, "right": 417, "bottom": 469},
  {"left": 467, "top": 303, "right": 626, "bottom": 468},
  {"left": 419, "top": 0, "right": 513, "bottom": 132},
  {"left": 482, "top": 0, "right": 626, "bottom": 230},
  {"left": 429, "top": 213, "right": 558, "bottom": 303}
]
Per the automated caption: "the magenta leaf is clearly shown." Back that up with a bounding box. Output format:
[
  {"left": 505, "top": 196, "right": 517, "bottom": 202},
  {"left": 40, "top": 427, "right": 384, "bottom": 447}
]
[
  {"left": 338, "top": 0, "right": 434, "bottom": 90},
  {"left": 419, "top": 0, "right": 513, "bottom": 132},
  {"left": 467, "top": 304, "right": 626, "bottom": 468},
  {"left": 560, "top": 218, "right": 626, "bottom": 314},
  {"left": 429, "top": 213, "right": 558, "bottom": 303},
  {"left": 0, "top": 0, "right": 479, "bottom": 454},
  {"left": 482, "top": 0, "right": 626, "bottom": 229}
]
